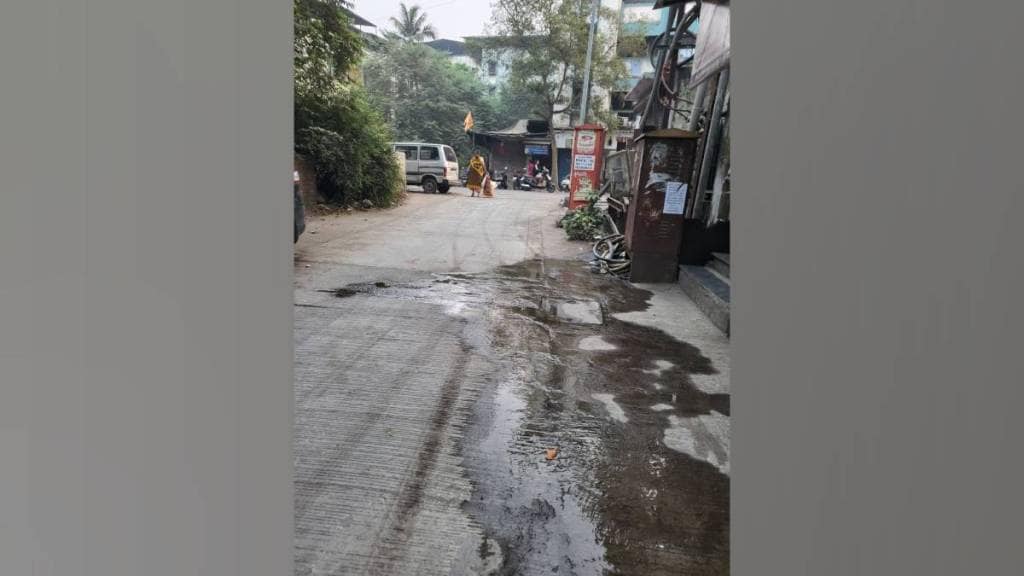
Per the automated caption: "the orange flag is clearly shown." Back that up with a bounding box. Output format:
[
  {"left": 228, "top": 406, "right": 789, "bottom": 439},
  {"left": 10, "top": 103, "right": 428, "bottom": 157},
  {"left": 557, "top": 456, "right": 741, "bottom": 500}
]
[{"left": 463, "top": 111, "right": 474, "bottom": 132}]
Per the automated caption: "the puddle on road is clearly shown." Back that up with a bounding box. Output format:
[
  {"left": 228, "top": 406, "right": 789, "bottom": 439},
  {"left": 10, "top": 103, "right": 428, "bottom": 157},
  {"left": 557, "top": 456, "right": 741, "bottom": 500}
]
[
  {"left": 664, "top": 412, "right": 731, "bottom": 476},
  {"left": 326, "top": 259, "right": 730, "bottom": 575},
  {"left": 462, "top": 365, "right": 610, "bottom": 575},
  {"left": 579, "top": 336, "right": 618, "bottom": 351},
  {"left": 592, "top": 394, "right": 629, "bottom": 424},
  {"left": 642, "top": 359, "right": 676, "bottom": 376}
]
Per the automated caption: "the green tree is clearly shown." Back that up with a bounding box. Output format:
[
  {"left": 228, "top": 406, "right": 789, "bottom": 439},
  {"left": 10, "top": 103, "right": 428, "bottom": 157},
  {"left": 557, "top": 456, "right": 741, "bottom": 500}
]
[
  {"left": 294, "top": 0, "right": 403, "bottom": 206},
  {"left": 294, "top": 0, "right": 362, "bottom": 102},
  {"left": 385, "top": 3, "right": 438, "bottom": 42},
  {"left": 363, "top": 41, "right": 500, "bottom": 162},
  {"left": 487, "top": 0, "right": 627, "bottom": 129}
]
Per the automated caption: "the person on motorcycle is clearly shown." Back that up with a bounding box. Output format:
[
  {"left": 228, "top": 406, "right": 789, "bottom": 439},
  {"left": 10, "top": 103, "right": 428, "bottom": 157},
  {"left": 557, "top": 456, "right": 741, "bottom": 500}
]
[{"left": 534, "top": 165, "right": 551, "bottom": 190}]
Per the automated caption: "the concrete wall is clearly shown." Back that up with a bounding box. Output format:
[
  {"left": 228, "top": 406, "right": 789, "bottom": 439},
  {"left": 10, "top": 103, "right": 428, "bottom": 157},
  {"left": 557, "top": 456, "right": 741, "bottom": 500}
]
[
  {"left": 294, "top": 154, "right": 320, "bottom": 206},
  {"left": 621, "top": 1, "right": 663, "bottom": 37},
  {"left": 394, "top": 152, "right": 407, "bottom": 191},
  {"left": 449, "top": 55, "right": 478, "bottom": 70}
]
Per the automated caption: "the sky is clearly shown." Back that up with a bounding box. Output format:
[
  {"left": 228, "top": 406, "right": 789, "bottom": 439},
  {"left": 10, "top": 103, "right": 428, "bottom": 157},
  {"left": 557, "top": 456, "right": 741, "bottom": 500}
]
[{"left": 350, "top": 0, "right": 494, "bottom": 41}]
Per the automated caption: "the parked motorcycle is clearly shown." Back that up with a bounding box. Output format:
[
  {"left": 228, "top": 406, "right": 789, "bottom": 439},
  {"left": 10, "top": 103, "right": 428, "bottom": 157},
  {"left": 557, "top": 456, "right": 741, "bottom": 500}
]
[{"left": 496, "top": 167, "right": 510, "bottom": 190}]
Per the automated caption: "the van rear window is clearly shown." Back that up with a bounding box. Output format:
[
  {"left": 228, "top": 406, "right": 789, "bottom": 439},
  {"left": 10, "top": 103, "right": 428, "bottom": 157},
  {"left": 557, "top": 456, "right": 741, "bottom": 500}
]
[{"left": 443, "top": 146, "right": 457, "bottom": 163}]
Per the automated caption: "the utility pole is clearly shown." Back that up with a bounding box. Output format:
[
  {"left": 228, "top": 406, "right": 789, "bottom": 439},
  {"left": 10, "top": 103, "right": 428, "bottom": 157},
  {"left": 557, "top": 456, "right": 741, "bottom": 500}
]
[
  {"left": 693, "top": 69, "right": 729, "bottom": 222},
  {"left": 579, "top": 0, "right": 601, "bottom": 125}
]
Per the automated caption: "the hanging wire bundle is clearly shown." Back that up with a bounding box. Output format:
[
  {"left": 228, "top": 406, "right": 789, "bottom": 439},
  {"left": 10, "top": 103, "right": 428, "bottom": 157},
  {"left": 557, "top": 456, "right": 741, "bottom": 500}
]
[{"left": 639, "top": 4, "right": 701, "bottom": 128}]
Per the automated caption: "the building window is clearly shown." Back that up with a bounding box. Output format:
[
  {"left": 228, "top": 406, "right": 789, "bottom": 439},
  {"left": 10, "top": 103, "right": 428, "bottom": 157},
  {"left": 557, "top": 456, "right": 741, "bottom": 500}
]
[
  {"left": 610, "top": 91, "right": 628, "bottom": 111},
  {"left": 488, "top": 61, "right": 497, "bottom": 76}
]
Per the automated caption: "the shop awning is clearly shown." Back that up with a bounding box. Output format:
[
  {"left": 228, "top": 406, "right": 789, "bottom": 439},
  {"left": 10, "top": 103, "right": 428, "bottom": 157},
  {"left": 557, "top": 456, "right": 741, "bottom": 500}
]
[
  {"left": 484, "top": 119, "right": 550, "bottom": 138},
  {"left": 341, "top": 7, "right": 376, "bottom": 28},
  {"left": 626, "top": 77, "right": 654, "bottom": 104},
  {"left": 468, "top": 119, "right": 550, "bottom": 149}
]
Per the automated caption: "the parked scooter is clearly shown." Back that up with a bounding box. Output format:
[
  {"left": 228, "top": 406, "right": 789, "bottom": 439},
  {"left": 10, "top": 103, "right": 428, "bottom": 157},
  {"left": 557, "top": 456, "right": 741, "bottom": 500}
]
[
  {"left": 512, "top": 170, "right": 532, "bottom": 191},
  {"left": 496, "top": 167, "right": 510, "bottom": 190},
  {"left": 533, "top": 167, "right": 554, "bottom": 192}
]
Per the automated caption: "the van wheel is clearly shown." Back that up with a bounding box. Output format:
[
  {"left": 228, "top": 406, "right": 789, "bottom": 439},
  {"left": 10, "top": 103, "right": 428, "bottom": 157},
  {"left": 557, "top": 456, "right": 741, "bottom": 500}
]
[
  {"left": 438, "top": 181, "right": 450, "bottom": 194},
  {"left": 422, "top": 178, "right": 438, "bottom": 194}
]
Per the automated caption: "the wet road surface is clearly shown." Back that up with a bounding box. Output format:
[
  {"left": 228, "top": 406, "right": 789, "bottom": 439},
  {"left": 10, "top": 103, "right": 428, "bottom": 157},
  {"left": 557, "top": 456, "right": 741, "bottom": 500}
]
[{"left": 294, "top": 190, "right": 730, "bottom": 575}]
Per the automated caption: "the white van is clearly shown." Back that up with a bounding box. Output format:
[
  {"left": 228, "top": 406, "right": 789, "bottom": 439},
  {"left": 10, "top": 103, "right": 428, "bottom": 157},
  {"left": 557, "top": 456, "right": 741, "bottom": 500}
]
[{"left": 393, "top": 142, "right": 459, "bottom": 194}]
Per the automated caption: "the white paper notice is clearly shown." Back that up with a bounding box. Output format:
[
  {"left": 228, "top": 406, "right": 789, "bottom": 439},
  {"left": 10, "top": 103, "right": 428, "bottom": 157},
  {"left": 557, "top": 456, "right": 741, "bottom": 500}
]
[
  {"left": 664, "top": 181, "right": 687, "bottom": 215},
  {"left": 574, "top": 154, "right": 596, "bottom": 171}
]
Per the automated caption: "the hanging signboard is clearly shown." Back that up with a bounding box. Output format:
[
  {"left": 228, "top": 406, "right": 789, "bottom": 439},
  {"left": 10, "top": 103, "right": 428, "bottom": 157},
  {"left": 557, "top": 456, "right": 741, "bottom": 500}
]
[
  {"left": 568, "top": 125, "right": 607, "bottom": 210},
  {"left": 688, "top": 1, "right": 731, "bottom": 88}
]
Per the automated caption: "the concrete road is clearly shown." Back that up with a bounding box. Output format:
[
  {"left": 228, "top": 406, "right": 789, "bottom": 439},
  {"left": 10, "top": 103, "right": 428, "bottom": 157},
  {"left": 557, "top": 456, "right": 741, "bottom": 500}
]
[{"left": 294, "top": 188, "right": 730, "bottom": 575}]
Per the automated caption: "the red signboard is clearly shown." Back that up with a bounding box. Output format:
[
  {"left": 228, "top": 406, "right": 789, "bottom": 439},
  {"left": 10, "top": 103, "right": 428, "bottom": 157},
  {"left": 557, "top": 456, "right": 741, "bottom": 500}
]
[{"left": 568, "top": 124, "right": 607, "bottom": 211}]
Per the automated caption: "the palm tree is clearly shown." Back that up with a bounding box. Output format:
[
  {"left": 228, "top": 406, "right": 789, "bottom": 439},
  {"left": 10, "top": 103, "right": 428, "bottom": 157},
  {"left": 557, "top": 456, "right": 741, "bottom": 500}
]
[{"left": 386, "top": 3, "right": 438, "bottom": 42}]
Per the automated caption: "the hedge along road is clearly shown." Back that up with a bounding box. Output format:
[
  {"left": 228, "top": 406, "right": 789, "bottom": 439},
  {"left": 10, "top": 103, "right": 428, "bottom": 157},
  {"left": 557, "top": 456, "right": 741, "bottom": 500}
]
[{"left": 293, "top": 188, "right": 731, "bottom": 576}]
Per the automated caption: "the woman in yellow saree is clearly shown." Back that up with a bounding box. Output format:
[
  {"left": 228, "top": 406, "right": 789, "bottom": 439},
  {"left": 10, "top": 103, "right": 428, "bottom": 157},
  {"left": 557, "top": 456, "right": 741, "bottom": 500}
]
[{"left": 466, "top": 153, "right": 493, "bottom": 198}]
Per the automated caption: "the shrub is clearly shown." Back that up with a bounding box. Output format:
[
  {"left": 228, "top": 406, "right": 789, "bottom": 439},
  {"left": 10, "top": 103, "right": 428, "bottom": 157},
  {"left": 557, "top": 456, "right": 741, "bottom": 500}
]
[
  {"left": 562, "top": 208, "right": 603, "bottom": 241},
  {"left": 296, "top": 87, "right": 403, "bottom": 207},
  {"left": 561, "top": 190, "right": 605, "bottom": 241},
  {"left": 294, "top": 0, "right": 403, "bottom": 208}
]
